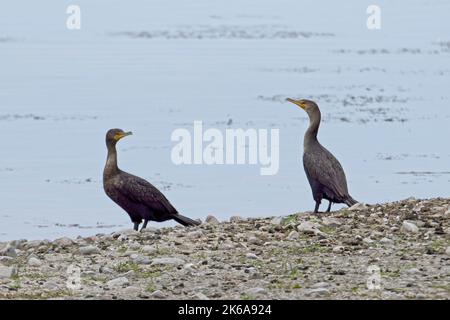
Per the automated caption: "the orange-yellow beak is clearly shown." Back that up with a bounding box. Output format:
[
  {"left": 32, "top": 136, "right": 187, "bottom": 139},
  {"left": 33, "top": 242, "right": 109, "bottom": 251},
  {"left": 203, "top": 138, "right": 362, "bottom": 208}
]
[{"left": 286, "top": 98, "right": 306, "bottom": 109}]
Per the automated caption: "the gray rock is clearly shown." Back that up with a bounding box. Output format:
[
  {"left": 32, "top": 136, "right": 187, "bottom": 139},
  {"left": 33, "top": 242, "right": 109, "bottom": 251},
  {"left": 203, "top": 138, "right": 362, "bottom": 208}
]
[
  {"left": 0, "top": 256, "right": 14, "bottom": 266},
  {"left": 380, "top": 237, "right": 394, "bottom": 245},
  {"left": 43, "top": 281, "right": 60, "bottom": 290},
  {"left": 245, "top": 287, "right": 266, "bottom": 295},
  {"left": 230, "top": 216, "right": 244, "bottom": 223},
  {"left": 270, "top": 217, "right": 284, "bottom": 225},
  {"left": 332, "top": 246, "right": 345, "bottom": 253},
  {"left": 27, "top": 256, "right": 43, "bottom": 267},
  {"left": 321, "top": 217, "right": 342, "bottom": 227},
  {"left": 193, "top": 292, "right": 209, "bottom": 300},
  {"left": 132, "top": 255, "right": 152, "bottom": 265},
  {"left": 107, "top": 277, "right": 129, "bottom": 287},
  {"left": 151, "top": 290, "right": 166, "bottom": 299},
  {"left": 151, "top": 257, "right": 185, "bottom": 266},
  {"left": 297, "top": 221, "right": 325, "bottom": 236},
  {"left": 0, "top": 244, "right": 17, "bottom": 258},
  {"left": 287, "top": 231, "right": 299, "bottom": 240},
  {"left": 79, "top": 245, "right": 100, "bottom": 255},
  {"left": 53, "top": 237, "right": 74, "bottom": 247},
  {"left": 205, "top": 215, "right": 219, "bottom": 224},
  {"left": 142, "top": 245, "right": 157, "bottom": 254},
  {"left": 401, "top": 221, "right": 419, "bottom": 233},
  {"left": 0, "top": 265, "right": 17, "bottom": 279},
  {"left": 348, "top": 203, "right": 367, "bottom": 211},
  {"left": 306, "top": 288, "right": 330, "bottom": 297},
  {"left": 245, "top": 253, "right": 259, "bottom": 260},
  {"left": 311, "top": 282, "right": 330, "bottom": 289},
  {"left": 248, "top": 236, "right": 261, "bottom": 245},
  {"left": 445, "top": 246, "right": 450, "bottom": 256}
]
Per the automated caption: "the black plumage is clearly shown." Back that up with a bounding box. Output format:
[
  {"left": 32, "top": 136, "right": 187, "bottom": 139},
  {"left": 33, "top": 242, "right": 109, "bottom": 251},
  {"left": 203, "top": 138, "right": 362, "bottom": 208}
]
[
  {"left": 103, "top": 129, "right": 200, "bottom": 231},
  {"left": 286, "top": 99, "right": 358, "bottom": 213}
]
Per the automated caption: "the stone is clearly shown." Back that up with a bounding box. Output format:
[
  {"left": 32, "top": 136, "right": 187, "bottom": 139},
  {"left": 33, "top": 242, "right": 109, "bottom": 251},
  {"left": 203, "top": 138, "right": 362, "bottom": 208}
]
[
  {"left": 43, "top": 281, "right": 60, "bottom": 290},
  {"left": 142, "top": 245, "right": 157, "bottom": 254},
  {"left": 297, "top": 221, "right": 325, "bottom": 236},
  {"left": 132, "top": 255, "right": 152, "bottom": 265},
  {"left": 311, "top": 282, "right": 330, "bottom": 289},
  {"left": 27, "top": 256, "right": 43, "bottom": 267},
  {"left": 348, "top": 203, "right": 367, "bottom": 211},
  {"left": 245, "top": 287, "right": 266, "bottom": 295},
  {"left": 248, "top": 236, "right": 261, "bottom": 245},
  {"left": 53, "top": 237, "right": 74, "bottom": 247},
  {"left": 306, "top": 288, "right": 330, "bottom": 297},
  {"left": 205, "top": 215, "right": 219, "bottom": 224},
  {"left": 193, "top": 292, "right": 209, "bottom": 300},
  {"left": 0, "top": 244, "right": 17, "bottom": 258},
  {"left": 380, "top": 237, "right": 394, "bottom": 245},
  {"left": 270, "top": 217, "right": 284, "bottom": 225},
  {"left": 230, "top": 216, "right": 244, "bottom": 223},
  {"left": 0, "top": 265, "right": 17, "bottom": 279},
  {"left": 401, "top": 221, "right": 419, "bottom": 233},
  {"left": 107, "top": 277, "right": 129, "bottom": 287},
  {"left": 321, "top": 217, "right": 342, "bottom": 227},
  {"left": 79, "top": 245, "right": 100, "bottom": 255},
  {"left": 245, "top": 253, "right": 258, "bottom": 260},
  {"left": 151, "top": 290, "right": 166, "bottom": 299},
  {"left": 332, "top": 246, "right": 345, "bottom": 253},
  {"left": 287, "top": 231, "right": 299, "bottom": 240},
  {"left": 151, "top": 257, "right": 185, "bottom": 266},
  {"left": 445, "top": 247, "right": 450, "bottom": 256}
]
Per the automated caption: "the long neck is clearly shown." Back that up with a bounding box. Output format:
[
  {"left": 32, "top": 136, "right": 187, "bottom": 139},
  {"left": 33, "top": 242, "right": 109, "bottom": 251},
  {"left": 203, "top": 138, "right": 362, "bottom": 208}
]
[
  {"left": 104, "top": 144, "right": 119, "bottom": 177},
  {"left": 304, "top": 109, "right": 321, "bottom": 149}
]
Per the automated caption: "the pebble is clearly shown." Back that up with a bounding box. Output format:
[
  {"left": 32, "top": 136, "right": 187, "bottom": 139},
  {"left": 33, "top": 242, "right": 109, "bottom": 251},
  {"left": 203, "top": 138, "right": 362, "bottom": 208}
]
[
  {"left": 445, "top": 247, "right": 450, "bottom": 256},
  {"left": 348, "top": 203, "right": 367, "bottom": 211},
  {"left": 230, "top": 216, "right": 244, "bottom": 223},
  {"left": 151, "top": 257, "right": 185, "bottom": 266},
  {"left": 151, "top": 290, "right": 166, "bottom": 299},
  {"left": 0, "top": 265, "right": 17, "bottom": 279},
  {"left": 401, "top": 221, "right": 419, "bottom": 233},
  {"left": 245, "top": 287, "right": 266, "bottom": 295},
  {"left": 379, "top": 237, "right": 394, "bottom": 245},
  {"left": 107, "top": 277, "right": 129, "bottom": 287},
  {"left": 193, "top": 292, "right": 209, "bottom": 300},
  {"left": 245, "top": 253, "right": 259, "bottom": 260},
  {"left": 332, "top": 246, "right": 345, "bottom": 253},
  {"left": 27, "top": 256, "right": 43, "bottom": 267},
  {"left": 305, "top": 288, "right": 330, "bottom": 297},
  {"left": 321, "top": 217, "right": 342, "bottom": 227},
  {"left": 142, "top": 245, "right": 157, "bottom": 254},
  {"left": 248, "top": 236, "right": 261, "bottom": 245},
  {"left": 0, "top": 244, "right": 17, "bottom": 258},
  {"left": 53, "top": 237, "right": 74, "bottom": 247},
  {"left": 270, "top": 217, "right": 284, "bottom": 225},
  {"left": 205, "top": 215, "right": 219, "bottom": 224},
  {"left": 132, "top": 255, "right": 152, "bottom": 265},
  {"left": 287, "top": 231, "right": 299, "bottom": 240},
  {"left": 297, "top": 221, "right": 325, "bottom": 236},
  {"left": 79, "top": 245, "right": 100, "bottom": 255},
  {"left": 311, "top": 282, "right": 330, "bottom": 289}
]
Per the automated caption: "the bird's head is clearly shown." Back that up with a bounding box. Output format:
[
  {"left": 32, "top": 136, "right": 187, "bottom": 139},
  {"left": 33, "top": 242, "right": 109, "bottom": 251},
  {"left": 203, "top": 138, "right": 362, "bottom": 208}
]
[
  {"left": 285, "top": 98, "right": 319, "bottom": 113},
  {"left": 106, "top": 128, "right": 132, "bottom": 146}
]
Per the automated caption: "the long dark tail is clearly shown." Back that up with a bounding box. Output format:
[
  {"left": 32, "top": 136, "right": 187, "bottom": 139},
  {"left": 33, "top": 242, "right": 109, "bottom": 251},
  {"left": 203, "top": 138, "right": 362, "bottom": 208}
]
[
  {"left": 344, "top": 195, "right": 358, "bottom": 207},
  {"left": 172, "top": 214, "right": 201, "bottom": 226}
]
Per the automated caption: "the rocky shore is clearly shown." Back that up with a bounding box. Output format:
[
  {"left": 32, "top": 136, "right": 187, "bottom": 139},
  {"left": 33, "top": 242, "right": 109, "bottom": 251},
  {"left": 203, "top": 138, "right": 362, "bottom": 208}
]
[{"left": 1, "top": 198, "right": 449, "bottom": 300}]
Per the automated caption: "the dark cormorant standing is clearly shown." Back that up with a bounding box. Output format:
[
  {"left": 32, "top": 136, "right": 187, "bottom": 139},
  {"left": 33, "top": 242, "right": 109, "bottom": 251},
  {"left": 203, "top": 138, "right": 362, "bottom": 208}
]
[
  {"left": 103, "top": 128, "right": 200, "bottom": 231},
  {"left": 286, "top": 99, "right": 357, "bottom": 213}
]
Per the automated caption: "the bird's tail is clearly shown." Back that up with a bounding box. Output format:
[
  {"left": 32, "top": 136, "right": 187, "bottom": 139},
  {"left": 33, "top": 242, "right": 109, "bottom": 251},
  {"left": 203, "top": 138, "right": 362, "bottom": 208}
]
[
  {"left": 172, "top": 214, "right": 201, "bottom": 227},
  {"left": 344, "top": 196, "right": 358, "bottom": 207}
]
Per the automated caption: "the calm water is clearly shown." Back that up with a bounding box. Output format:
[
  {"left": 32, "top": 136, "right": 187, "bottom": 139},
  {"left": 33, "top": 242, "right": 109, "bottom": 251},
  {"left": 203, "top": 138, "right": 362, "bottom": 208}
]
[{"left": 1, "top": 1, "right": 449, "bottom": 240}]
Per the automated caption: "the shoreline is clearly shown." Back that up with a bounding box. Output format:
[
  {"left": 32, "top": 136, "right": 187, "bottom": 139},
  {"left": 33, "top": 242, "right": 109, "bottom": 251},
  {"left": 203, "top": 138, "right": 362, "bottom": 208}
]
[{"left": 1, "top": 197, "right": 449, "bottom": 299}]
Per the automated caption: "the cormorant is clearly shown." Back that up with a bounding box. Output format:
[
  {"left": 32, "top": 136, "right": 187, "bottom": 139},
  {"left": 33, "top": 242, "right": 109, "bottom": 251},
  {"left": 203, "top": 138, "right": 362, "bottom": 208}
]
[
  {"left": 286, "top": 99, "right": 357, "bottom": 213},
  {"left": 103, "top": 128, "right": 200, "bottom": 231}
]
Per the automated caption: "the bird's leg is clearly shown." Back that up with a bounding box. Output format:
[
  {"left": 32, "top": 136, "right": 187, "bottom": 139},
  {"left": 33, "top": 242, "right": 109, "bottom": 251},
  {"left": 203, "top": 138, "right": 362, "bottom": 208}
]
[
  {"left": 133, "top": 222, "right": 140, "bottom": 231},
  {"left": 326, "top": 201, "right": 332, "bottom": 213},
  {"left": 140, "top": 220, "right": 148, "bottom": 232},
  {"left": 314, "top": 202, "right": 320, "bottom": 213}
]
